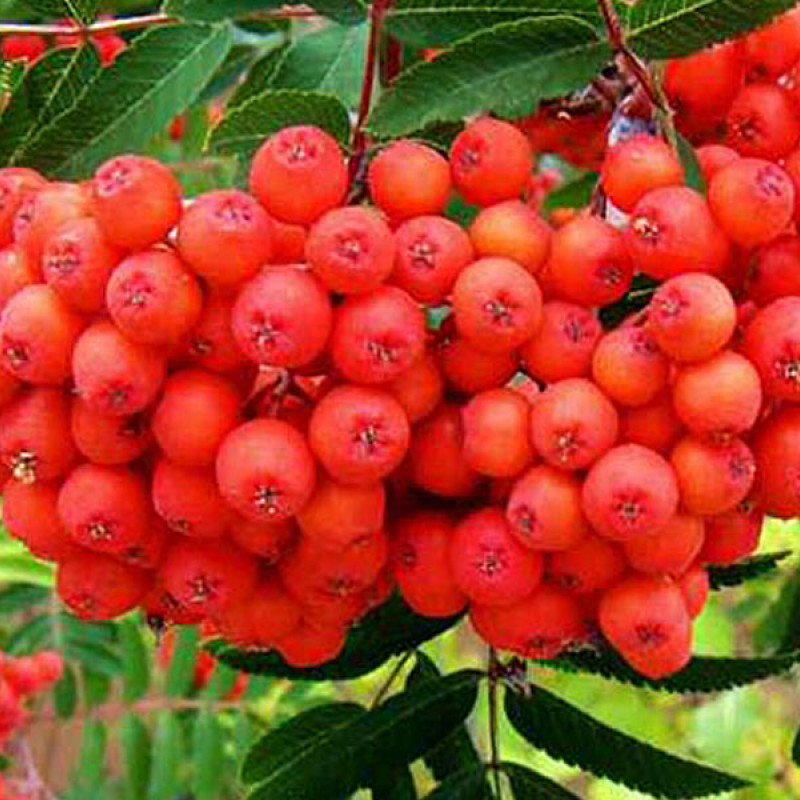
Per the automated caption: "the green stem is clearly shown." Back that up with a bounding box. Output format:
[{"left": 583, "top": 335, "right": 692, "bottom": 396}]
[
  {"left": 488, "top": 648, "right": 504, "bottom": 799},
  {"left": 371, "top": 650, "right": 414, "bottom": 709}
]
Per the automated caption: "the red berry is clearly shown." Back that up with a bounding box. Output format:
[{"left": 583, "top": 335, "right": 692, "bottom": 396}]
[
  {"left": 752, "top": 407, "right": 800, "bottom": 518},
  {"left": 725, "top": 83, "right": 800, "bottom": 160},
  {"left": 93, "top": 155, "right": 182, "bottom": 250},
  {"left": 72, "top": 321, "right": 166, "bottom": 416},
  {"left": 309, "top": 384, "right": 410, "bottom": 485},
  {"left": 582, "top": 444, "right": 679, "bottom": 541},
  {"left": 216, "top": 418, "right": 316, "bottom": 521},
  {"left": 701, "top": 500, "right": 763, "bottom": 564},
  {"left": 548, "top": 534, "right": 627, "bottom": 595},
  {"left": 624, "top": 513, "right": 705, "bottom": 576},
  {"left": 368, "top": 141, "right": 452, "bottom": 221},
  {"left": 249, "top": 125, "right": 347, "bottom": 225},
  {"left": 71, "top": 399, "right": 152, "bottom": 465},
  {"left": 449, "top": 507, "right": 543, "bottom": 606},
  {"left": 450, "top": 118, "right": 533, "bottom": 206},
  {"left": 177, "top": 189, "right": 273, "bottom": 286},
  {"left": 306, "top": 206, "right": 395, "bottom": 294}
]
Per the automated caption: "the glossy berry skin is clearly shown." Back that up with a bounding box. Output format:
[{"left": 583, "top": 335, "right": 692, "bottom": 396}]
[
  {"left": 624, "top": 187, "right": 729, "bottom": 280},
  {"left": 306, "top": 206, "right": 395, "bottom": 294},
  {"left": 309, "top": 385, "right": 410, "bottom": 486},
  {"left": 748, "top": 235, "right": 800, "bottom": 305},
  {"left": 368, "top": 141, "right": 452, "bottom": 221},
  {"left": 741, "top": 297, "right": 800, "bottom": 403},
  {"left": 452, "top": 257, "right": 542, "bottom": 353},
  {"left": 709, "top": 159, "right": 795, "bottom": 248},
  {"left": 462, "top": 388, "right": 534, "bottom": 478},
  {"left": 548, "top": 534, "right": 627, "bottom": 595},
  {"left": 183, "top": 291, "right": 248, "bottom": 374},
  {"left": 521, "top": 301, "right": 601, "bottom": 383},
  {"left": 648, "top": 273, "right": 736, "bottom": 363},
  {"left": 437, "top": 335, "right": 517, "bottom": 394},
  {"left": 152, "top": 369, "right": 240, "bottom": 467},
  {"left": 701, "top": 501, "right": 763, "bottom": 565},
  {"left": 391, "top": 215, "right": 474, "bottom": 303},
  {"left": 582, "top": 444, "right": 679, "bottom": 542},
  {"left": 410, "top": 403, "right": 480, "bottom": 498},
  {"left": 392, "top": 511, "right": 467, "bottom": 618},
  {"left": 725, "top": 84, "right": 800, "bottom": 161},
  {"left": 72, "top": 321, "right": 166, "bottom": 416},
  {"left": 449, "top": 507, "right": 543, "bottom": 607},
  {"left": 601, "top": 134, "right": 684, "bottom": 212},
  {"left": 470, "top": 584, "right": 587, "bottom": 658},
  {"left": 506, "top": 464, "right": 589, "bottom": 552},
  {"left": 58, "top": 552, "right": 151, "bottom": 621},
  {"left": 469, "top": 200, "right": 551, "bottom": 276},
  {"left": 599, "top": 575, "right": 692, "bottom": 679},
  {"left": 387, "top": 352, "right": 444, "bottom": 423},
  {"left": 216, "top": 418, "right": 316, "bottom": 522},
  {"left": 545, "top": 216, "right": 634, "bottom": 307},
  {"left": 450, "top": 118, "right": 533, "bottom": 206},
  {"left": 330, "top": 286, "right": 426, "bottom": 384},
  {"left": 93, "top": 155, "right": 182, "bottom": 250},
  {"left": 529, "top": 378, "right": 619, "bottom": 471},
  {"left": 743, "top": 7, "right": 800, "bottom": 78},
  {"left": 623, "top": 513, "right": 705, "bottom": 576},
  {"left": 42, "top": 217, "right": 122, "bottom": 312},
  {"left": 177, "top": 189, "right": 273, "bottom": 286},
  {"left": 249, "top": 125, "right": 348, "bottom": 225},
  {"left": 752, "top": 408, "right": 800, "bottom": 518},
  {"left": 0, "top": 285, "right": 84, "bottom": 385},
  {"left": 232, "top": 265, "right": 333, "bottom": 369},
  {"left": 106, "top": 249, "right": 203, "bottom": 346}
]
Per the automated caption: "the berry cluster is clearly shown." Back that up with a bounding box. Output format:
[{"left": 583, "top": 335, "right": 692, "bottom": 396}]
[
  {"left": 0, "top": 80, "right": 798, "bottom": 677},
  {"left": 0, "top": 17, "right": 125, "bottom": 67}
]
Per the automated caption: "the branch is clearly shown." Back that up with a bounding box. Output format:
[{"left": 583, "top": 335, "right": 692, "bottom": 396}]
[{"left": 595, "top": 0, "right": 664, "bottom": 111}]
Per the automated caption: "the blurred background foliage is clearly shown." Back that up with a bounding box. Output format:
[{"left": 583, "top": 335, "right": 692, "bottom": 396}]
[{"left": 1, "top": 1, "right": 800, "bottom": 798}]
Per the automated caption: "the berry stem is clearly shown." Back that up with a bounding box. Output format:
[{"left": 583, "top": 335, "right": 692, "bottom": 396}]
[
  {"left": 370, "top": 650, "right": 414, "bottom": 708},
  {"left": 350, "top": 0, "right": 394, "bottom": 178},
  {"left": 595, "top": 0, "right": 663, "bottom": 112},
  {"left": 487, "top": 647, "right": 504, "bottom": 798}
]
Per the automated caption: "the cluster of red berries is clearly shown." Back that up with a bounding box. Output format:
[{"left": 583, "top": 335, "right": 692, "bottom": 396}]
[
  {"left": 0, "top": 649, "right": 63, "bottom": 745},
  {"left": 0, "top": 17, "right": 125, "bottom": 67},
  {"left": 0, "top": 81, "right": 798, "bottom": 677},
  {"left": 0, "top": 650, "right": 63, "bottom": 800}
]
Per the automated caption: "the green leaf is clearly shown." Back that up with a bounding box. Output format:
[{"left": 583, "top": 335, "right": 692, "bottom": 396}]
[
  {"left": 423, "top": 765, "right": 493, "bottom": 799},
  {"left": 0, "top": 584, "right": 48, "bottom": 615},
  {"left": 0, "top": 45, "right": 101, "bottom": 166},
  {"left": 245, "top": 671, "right": 481, "bottom": 800},
  {"left": 407, "top": 652, "right": 486, "bottom": 796},
  {"left": 386, "top": 0, "right": 601, "bottom": 47},
  {"left": 213, "top": 594, "right": 462, "bottom": 681},
  {"left": 53, "top": 665, "right": 78, "bottom": 719},
  {"left": 626, "top": 0, "right": 800, "bottom": 59},
  {"left": 227, "top": 44, "right": 289, "bottom": 111},
  {"left": 164, "top": 0, "right": 287, "bottom": 21},
  {"left": 119, "top": 620, "right": 150, "bottom": 702},
  {"left": 242, "top": 703, "right": 367, "bottom": 784},
  {"left": 793, "top": 725, "right": 800, "bottom": 767},
  {"left": 166, "top": 625, "right": 200, "bottom": 697},
  {"left": 501, "top": 762, "right": 579, "bottom": 799},
  {"left": 368, "top": 16, "right": 609, "bottom": 137},
  {"left": 208, "top": 88, "right": 351, "bottom": 162},
  {"left": 24, "top": 0, "right": 97, "bottom": 24},
  {"left": 308, "top": 0, "right": 367, "bottom": 25},
  {"left": 371, "top": 766, "right": 418, "bottom": 799},
  {"left": 543, "top": 171, "right": 597, "bottom": 211},
  {"left": 505, "top": 685, "right": 749, "bottom": 798},
  {"left": 72, "top": 720, "right": 108, "bottom": 794},
  {"left": 148, "top": 713, "right": 184, "bottom": 800},
  {"left": 543, "top": 647, "right": 800, "bottom": 693},
  {"left": 708, "top": 552, "right": 790, "bottom": 590},
  {"left": 270, "top": 23, "right": 369, "bottom": 109},
  {"left": 193, "top": 712, "right": 226, "bottom": 800},
  {"left": 197, "top": 44, "right": 260, "bottom": 103},
  {"left": 17, "top": 23, "right": 232, "bottom": 178},
  {"left": 675, "top": 133, "right": 706, "bottom": 194},
  {"left": 120, "top": 714, "right": 152, "bottom": 800},
  {"left": 65, "top": 640, "right": 122, "bottom": 677}
]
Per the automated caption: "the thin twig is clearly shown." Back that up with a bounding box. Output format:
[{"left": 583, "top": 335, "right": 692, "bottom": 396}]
[
  {"left": 371, "top": 651, "right": 414, "bottom": 709},
  {"left": 595, "top": 0, "right": 663, "bottom": 111},
  {"left": 488, "top": 648, "right": 504, "bottom": 799}
]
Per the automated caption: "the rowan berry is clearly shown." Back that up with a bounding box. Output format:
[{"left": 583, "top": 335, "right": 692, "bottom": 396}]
[
  {"left": 387, "top": 353, "right": 444, "bottom": 423},
  {"left": 436, "top": 334, "right": 518, "bottom": 394},
  {"left": 368, "top": 141, "right": 452, "bottom": 220},
  {"left": 306, "top": 205, "right": 395, "bottom": 294},
  {"left": 548, "top": 534, "right": 627, "bottom": 595},
  {"left": 725, "top": 83, "right": 800, "bottom": 160},
  {"left": 624, "top": 513, "right": 705, "bottom": 576},
  {"left": 752, "top": 407, "right": 800, "bottom": 518},
  {"left": 701, "top": 500, "right": 763, "bottom": 564},
  {"left": 177, "top": 189, "right": 273, "bottom": 286},
  {"left": 71, "top": 398, "right": 151, "bottom": 465},
  {"left": 249, "top": 125, "right": 348, "bottom": 225},
  {"left": 92, "top": 155, "right": 182, "bottom": 250}
]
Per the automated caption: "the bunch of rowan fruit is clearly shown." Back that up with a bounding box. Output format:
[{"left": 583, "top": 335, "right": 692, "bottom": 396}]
[{"left": 2, "top": 4, "right": 800, "bottom": 683}]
